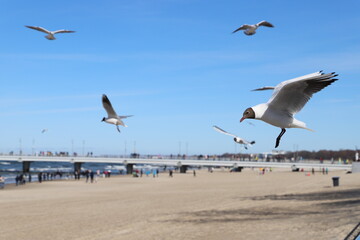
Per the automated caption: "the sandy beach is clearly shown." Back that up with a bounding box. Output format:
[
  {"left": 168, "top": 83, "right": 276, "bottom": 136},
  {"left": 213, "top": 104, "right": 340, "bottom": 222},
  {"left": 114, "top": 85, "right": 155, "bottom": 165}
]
[{"left": 0, "top": 168, "right": 359, "bottom": 240}]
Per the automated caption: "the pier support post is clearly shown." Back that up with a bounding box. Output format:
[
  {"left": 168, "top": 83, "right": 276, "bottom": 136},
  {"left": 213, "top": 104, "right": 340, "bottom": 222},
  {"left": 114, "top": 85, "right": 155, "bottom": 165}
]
[
  {"left": 74, "top": 162, "right": 82, "bottom": 173},
  {"left": 126, "top": 164, "right": 134, "bottom": 174},
  {"left": 180, "top": 165, "right": 188, "bottom": 173},
  {"left": 22, "top": 161, "right": 32, "bottom": 173}
]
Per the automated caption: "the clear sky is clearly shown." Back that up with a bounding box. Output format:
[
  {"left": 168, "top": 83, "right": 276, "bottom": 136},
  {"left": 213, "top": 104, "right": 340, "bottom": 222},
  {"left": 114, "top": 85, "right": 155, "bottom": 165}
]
[{"left": 0, "top": 0, "right": 359, "bottom": 156}]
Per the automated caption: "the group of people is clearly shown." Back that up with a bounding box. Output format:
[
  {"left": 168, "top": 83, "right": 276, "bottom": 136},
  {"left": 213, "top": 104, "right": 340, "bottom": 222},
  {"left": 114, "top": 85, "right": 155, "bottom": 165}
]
[
  {"left": 37, "top": 171, "right": 64, "bottom": 183},
  {"left": 15, "top": 174, "right": 28, "bottom": 185}
]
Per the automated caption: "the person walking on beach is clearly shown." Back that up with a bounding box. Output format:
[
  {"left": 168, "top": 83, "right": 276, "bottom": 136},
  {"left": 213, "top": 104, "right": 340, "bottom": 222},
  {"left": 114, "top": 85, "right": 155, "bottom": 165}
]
[
  {"left": 90, "top": 170, "right": 94, "bottom": 183},
  {"left": 169, "top": 170, "right": 173, "bottom": 177},
  {"left": 0, "top": 175, "right": 4, "bottom": 189},
  {"left": 193, "top": 170, "right": 196, "bottom": 177},
  {"left": 38, "top": 172, "right": 42, "bottom": 183},
  {"left": 15, "top": 175, "right": 19, "bottom": 186},
  {"left": 85, "top": 170, "right": 90, "bottom": 183}
]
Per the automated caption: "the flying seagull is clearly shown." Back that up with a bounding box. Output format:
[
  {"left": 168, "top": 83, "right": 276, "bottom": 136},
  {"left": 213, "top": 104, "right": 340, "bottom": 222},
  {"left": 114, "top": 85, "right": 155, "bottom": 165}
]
[
  {"left": 240, "top": 71, "right": 338, "bottom": 148},
  {"left": 41, "top": 129, "right": 48, "bottom": 134},
  {"left": 101, "top": 94, "right": 133, "bottom": 132},
  {"left": 25, "top": 25, "right": 75, "bottom": 40},
  {"left": 213, "top": 125, "right": 255, "bottom": 150},
  {"left": 232, "top": 20, "right": 274, "bottom": 36}
]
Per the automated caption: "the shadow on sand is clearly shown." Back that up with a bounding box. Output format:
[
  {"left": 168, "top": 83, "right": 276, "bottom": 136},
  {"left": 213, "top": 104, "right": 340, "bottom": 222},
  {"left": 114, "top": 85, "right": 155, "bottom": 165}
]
[{"left": 163, "top": 188, "right": 360, "bottom": 225}]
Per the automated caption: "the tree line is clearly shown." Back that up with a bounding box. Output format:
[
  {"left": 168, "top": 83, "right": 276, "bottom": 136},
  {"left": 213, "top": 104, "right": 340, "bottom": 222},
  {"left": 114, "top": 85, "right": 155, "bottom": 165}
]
[{"left": 220, "top": 149, "right": 358, "bottom": 161}]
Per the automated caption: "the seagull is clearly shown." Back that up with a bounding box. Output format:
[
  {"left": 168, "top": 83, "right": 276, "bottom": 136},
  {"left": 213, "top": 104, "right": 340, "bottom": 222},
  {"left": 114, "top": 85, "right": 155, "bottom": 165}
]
[
  {"left": 41, "top": 129, "right": 48, "bottom": 134},
  {"left": 25, "top": 26, "right": 75, "bottom": 40},
  {"left": 213, "top": 125, "right": 255, "bottom": 150},
  {"left": 101, "top": 94, "right": 133, "bottom": 132},
  {"left": 232, "top": 20, "right": 274, "bottom": 36},
  {"left": 240, "top": 71, "right": 338, "bottom": 148}
]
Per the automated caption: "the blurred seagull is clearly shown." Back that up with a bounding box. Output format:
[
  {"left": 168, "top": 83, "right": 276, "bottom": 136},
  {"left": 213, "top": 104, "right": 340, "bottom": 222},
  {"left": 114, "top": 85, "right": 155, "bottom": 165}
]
[
  {"left": 41, "top": 129, "right": 48, "bottom": 133},
  {"left": 240, "top": 71, "right": 338, "bottom": 148},
  {"left": 232, "top": 20, "right": 274, "bottom": 36},
  {"left": 25, "top": 25, "right": 75, "bottom": 40},
  {"left": 101, "top": 94, "right": 133, "bottom": 132},
  {"left": 213, "top": 125, "right": 255, "bottom": 150}
]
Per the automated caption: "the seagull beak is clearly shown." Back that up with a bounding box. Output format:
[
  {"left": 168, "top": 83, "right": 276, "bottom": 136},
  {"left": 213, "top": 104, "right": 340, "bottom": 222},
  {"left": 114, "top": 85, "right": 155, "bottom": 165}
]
[{"left": 240, "top": 117, "right": 245, "bottom": 122}]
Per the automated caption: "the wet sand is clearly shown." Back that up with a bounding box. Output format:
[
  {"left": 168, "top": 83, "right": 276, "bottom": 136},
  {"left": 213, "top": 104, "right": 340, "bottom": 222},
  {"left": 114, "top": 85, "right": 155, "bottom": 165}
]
[{"left": 1, "top": 168, "right": 359, "bottom": 240}]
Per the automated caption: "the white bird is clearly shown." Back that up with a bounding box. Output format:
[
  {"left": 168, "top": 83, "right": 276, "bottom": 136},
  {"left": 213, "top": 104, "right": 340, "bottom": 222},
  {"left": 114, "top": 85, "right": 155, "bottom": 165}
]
[
  {"left": 101, "top": 94, "right": 133, "bottom": 132},
  {"left": 25, "top": 25, "right": 75, "bottom": 40},
  {"left": 232, "top": 20, "right": 274, "bottom": 36},
  {"left": 240, "top": 71, "right": 338, "bottom": 148},
  {"left": 213, "top": 125, "right": 255, "bottom": 150}
]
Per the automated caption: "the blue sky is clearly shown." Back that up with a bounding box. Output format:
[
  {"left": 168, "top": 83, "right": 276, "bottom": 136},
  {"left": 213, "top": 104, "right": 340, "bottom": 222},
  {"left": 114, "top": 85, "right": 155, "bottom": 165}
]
[{"left": 0, "top": 0, "right": 359, "bottom": 156}]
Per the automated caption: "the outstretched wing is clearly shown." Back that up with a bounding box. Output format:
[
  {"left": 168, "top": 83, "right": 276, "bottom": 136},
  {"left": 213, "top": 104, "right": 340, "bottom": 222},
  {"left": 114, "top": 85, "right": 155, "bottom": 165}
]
[
  {"left": 268, "top": 71, "right": 338, "bottom": 115},
  {"left": 53, "top": 29, "right": 76, "bottom": 34},
  {"left": 213, "top": 125, "right": 237, "bottom": 138},
  {"left": 256, "top": 21, "right": 274, "bottom": 28},
  {"left": 25, "top": 26, "right": 50, "bottom": 34},
  {"left": 118, "top": 115, "right": 133, "bottom": 119},
  {"left": 232, "top": 24, "right": 251, "bottom": 33},
  {"left": 102, "top": 94, "right": 118, "bottom": 118},
  {"left": 252, "top": 86, "right": 275, "bottom": 91}
]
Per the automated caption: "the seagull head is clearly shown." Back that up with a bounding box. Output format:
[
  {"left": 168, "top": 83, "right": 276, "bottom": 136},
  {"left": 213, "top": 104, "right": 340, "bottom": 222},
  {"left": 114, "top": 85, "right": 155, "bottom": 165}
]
[
  {"left": 234, "top": 137, "right": 243, "bottom": 144},
  {"left": 240, "top": 107, "right": 255, "bottom": 122},
  {"left": 101, "top": 117, "right": 106, "bottom": 122}
]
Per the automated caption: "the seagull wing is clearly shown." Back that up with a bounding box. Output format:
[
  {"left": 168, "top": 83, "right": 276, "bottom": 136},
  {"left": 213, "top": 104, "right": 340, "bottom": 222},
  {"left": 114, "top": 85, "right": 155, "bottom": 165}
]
[
  {"left": 267, "top": 71, "right": 338, "bottom": 115},
  {"left": 52, "top": 29, "right": 76, "bottom": 34},
  {"left": 102, "top": 94, "right": 118, "bottom": 118},
  {"left": 256, "top": 21, "right": 274, "bottom": 28},
  {"left": 232, "top": 24, "right": 251, "bottom": 33},
  {"left": 118, "top": 115, "right": 133, "bottom": 119},
  {"left": 252, "top": 86, "right": 275, "bottom": 91},
  {"left": 25, "top": 26, "right": 50, "bottom": 34},
  {"left": 213, "top": 126, "right": 237, "bottom": 138}
]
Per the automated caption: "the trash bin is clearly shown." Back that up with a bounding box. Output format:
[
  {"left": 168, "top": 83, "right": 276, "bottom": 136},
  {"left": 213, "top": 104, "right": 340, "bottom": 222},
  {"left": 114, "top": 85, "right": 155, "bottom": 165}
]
[{"left": 332, "top": 177, "right": 340, "bottom": 187}]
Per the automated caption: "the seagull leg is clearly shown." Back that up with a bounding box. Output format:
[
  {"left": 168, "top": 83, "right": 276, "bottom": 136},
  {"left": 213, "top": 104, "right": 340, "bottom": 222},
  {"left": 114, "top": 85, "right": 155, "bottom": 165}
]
[
  {"left": 116, "top": 125, "right": 121, "bottom": 133},
  {"left": 275, "top": 128, "right": 286, "bottom": 148}
]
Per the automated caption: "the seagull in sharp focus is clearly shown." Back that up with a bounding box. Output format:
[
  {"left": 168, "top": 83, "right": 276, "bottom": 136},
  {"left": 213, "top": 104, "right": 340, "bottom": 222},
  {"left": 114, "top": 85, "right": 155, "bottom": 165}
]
[
  {"left": 25, "top": 25, "right": 75, "bottom": 40},
  {"left": 101, "top": 94, "right": 133, "bottom": 132},
  {"left": 213, "top": 125, "right": 255, "bottom": 150},
  {"left": 240, "top": 71, "right": 338, "bottom": 148},
  {"left": 232, "top": 20, "right": 274, "bottom": 36}
]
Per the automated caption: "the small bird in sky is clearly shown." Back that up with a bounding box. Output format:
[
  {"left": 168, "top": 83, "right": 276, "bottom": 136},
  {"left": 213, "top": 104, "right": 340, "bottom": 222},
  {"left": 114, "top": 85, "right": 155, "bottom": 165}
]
[
  {"left": 213, "top": 125, "right": 255, "bottom": 150},
  {"left": 41, "top": 129, "right": 48, "bottom": 133},
  {"left": 101, "top": 94, "right": 133, "bottom": 132},
  {"left": 240, "top": 71, "right": 338, "bottom": 148},
  {"left": 25, "top": 25, "right": 75, "bottom": 40},
  {"left": 232, "top": 20, "right": 274, "bottom": 36}
]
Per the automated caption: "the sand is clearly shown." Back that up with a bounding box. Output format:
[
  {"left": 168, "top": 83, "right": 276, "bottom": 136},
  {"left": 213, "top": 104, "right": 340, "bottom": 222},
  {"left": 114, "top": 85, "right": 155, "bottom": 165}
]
[{"left": 0, "top": 168, "right": 359, "bottom": 240}]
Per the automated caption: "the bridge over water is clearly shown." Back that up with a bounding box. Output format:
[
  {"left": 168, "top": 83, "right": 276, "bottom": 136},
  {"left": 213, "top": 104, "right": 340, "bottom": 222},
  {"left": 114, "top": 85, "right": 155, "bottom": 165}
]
[{"left": 0, "top": 155, "right": 353, "bottom": 174}]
